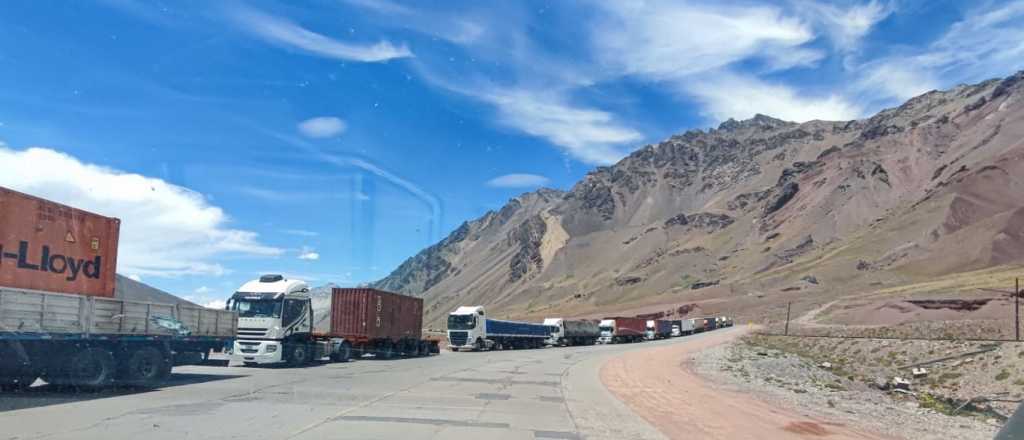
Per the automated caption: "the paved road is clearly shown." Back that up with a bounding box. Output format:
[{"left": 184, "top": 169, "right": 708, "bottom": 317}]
[{"left": 0, "top": 328, "right": 740, "bottom": 440}]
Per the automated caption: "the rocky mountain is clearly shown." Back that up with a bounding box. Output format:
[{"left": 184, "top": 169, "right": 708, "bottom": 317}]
[
  {"left": 375, "top": 71, "right": 1024, "bottom": 327},
  {"left": 115, "top": 274, "right": 200, "bottom": 307}
]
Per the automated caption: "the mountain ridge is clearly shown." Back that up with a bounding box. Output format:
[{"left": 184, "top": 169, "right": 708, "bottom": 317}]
[{"left": 374, "top": 70, "right": 1024, "bottom": 327}]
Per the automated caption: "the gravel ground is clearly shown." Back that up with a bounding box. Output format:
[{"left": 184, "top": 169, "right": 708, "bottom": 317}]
[{"left": 691, "top": 338, "right": 1002, "bottom": 440}]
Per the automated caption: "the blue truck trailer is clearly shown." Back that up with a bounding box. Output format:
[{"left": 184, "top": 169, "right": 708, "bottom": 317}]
[{"left": 447, "top": 306, "right": 549, "bottom": 351}]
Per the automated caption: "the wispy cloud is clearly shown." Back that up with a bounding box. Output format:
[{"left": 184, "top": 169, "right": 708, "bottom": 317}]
[
  {"left": 853, "top": 1, "right": 1024, "bottom": 105},
  {"left": 283, "top": 229, "right": 319, "bottom": 237},
  {"left": 591, "top": 1, "right": 862, "bottom": 122},
  {"left": 0, "top": 147, "right": 282, "bottom": 278},
  {"left": 688, "top": 72, "right": 861, "bottom": 122},
  {"left": 237, "top": 186, "right": 370, "bottom": 202},
  {"left": 228, "top": 4, "right": 412, "bottom": 62},
  {"left": 799, "top": 0, "right": 894, "bottom": 52},
  {"left": 298, "top": 116, "right": 346, "bottom": 138},
  {"left": 486, "top": 173, "right": 550, "bottom": 188},
  {"left": 297, "top": 246, "right": 320, "bottom": 261},
  {"left": 194, "top": 286, "right": 212, "bottom": 294}
]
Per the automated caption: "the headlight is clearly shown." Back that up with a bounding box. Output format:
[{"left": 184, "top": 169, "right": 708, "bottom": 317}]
[{"left": 266, "top": 344, "right": 278, "bottom": 353}]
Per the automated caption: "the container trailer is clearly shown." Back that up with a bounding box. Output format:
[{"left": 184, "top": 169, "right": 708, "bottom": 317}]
[
  {"left": 690, "top": 317, "right": 706, "bottom": 333},
  {"left": 597, "top": 317, "right": 646, "bottom": 344},
  {"left": 645, "top": 319, "right": 673, "bottom": 340},
  {"left": 0, "top": 187, "right": 235, "bottom": 389},
  {"left": 447, "top": 306, "right": 548, "bottom": 351},
  {"left": 229, "top": 278, "right": 437, "bottom": 366},
  {"left": 543, "top": 318, "right": 599, "bottom": 346},
  {"left": 670, "top": 319, "right": 695, "bottom": 337},
  {"left": 328, "top": 287, "right": 438, "bottom": 359},
  {"left": 703, "top": 317, "right": 719, "bottom": 331}
]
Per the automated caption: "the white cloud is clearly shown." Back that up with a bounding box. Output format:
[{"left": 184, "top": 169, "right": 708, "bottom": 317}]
[
  {"left": 127, "top": 274, "right": 142, "bottom": 282},
  {"left": 283, "top": 229, "right": 319, "bottom": 237},
  {"left": 484, "top": 89, "right": 642, "bottom": 165},
  {"left": 229, "top": 5, "right": 412, "bottom": 62},
  {"left": 298, "top": 246, "right": 320, "bottom": 261},
  {"left": 853, "top": 1, "right": 1024, "bottom": 104},
  {"left": 0, "top": 147, "right": 283, "bottom": 278},
  {"left": 688, "top": 73, "right": 861, "bottom": 122},
  {"left": 194, "top": 286, "right": 212, "bottom": 294},
  {"left": 800, "top": 0, "right": 894, "bottom": 52},
  {"left": 593, "top": 2, "right": 816, "bottom": 79},
  {"left": 486, "top": 174, "right": 550, "bottom": 188},
  {"left": 298, "top": 116, "right": 347, "bottom": 138},
  {"left": 204, "top": 299, "right": 227, "bottom": 310}
]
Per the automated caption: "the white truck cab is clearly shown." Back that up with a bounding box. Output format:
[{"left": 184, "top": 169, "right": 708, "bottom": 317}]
[
  {"left": 543, "top": 318, "right": 564, "bottom": 346},
  {"left": 227, "top": 275, "right": 313, "bottom": 365},
  {"left": 597, "top": 319, "right": 615, "bottom": 344},
  {"left": 447, "top": 306, "right": 488, "bottom": 350},
  {"left": 671, "top": 324, "right": 682, "bottom": 337}
]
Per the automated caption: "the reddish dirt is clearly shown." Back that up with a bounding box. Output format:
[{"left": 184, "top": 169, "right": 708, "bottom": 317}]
[{"left": 599, "top": 328, "right": 897, "bottom": 440}]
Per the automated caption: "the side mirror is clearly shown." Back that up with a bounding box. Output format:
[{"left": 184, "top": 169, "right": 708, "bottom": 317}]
[{"left": 478, "top": 310, "right": 484, "bottom": 316}]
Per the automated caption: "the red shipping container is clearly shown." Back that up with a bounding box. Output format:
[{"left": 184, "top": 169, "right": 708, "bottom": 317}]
[
  {"left": 0, "top": 186, "right": 120, "bottom": 297},
  {"left": 608, "top": 317, "right": 646, "bottom": 337},
  {"left": 329, "top": 288, "right": 423, "bottom": 343}
]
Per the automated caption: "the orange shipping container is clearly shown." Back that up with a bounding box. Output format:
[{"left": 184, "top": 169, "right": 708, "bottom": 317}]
[
  {"left": 0, "top": 186, "right": 120, "bottom": 297},
  {"left": 329, "top": 288, "right": 423, "bottom": 343}
]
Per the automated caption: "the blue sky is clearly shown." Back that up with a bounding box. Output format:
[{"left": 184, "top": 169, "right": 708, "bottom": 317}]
[{"left": 0, "top": 0, "right": 1022, "bottom": 307}]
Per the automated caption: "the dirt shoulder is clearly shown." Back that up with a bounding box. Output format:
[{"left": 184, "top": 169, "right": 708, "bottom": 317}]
[{"left": 600, "top": 327, "right": 891, "bottom": 439}]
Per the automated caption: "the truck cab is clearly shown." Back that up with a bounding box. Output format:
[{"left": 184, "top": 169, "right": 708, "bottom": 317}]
[
  {"left": 671, "top": 324, "right": 682, "bottom": 337},
  {"left": 597, "top": 319, "right": 615, "bottom": 344},
  {"left": 227, "top": 274, "right": 313, "bottom": 365},
  {"left": 543, "top": 318, "right": 564, "bottom": 346},
  {"left": 645, "top": 320, "right": 657, "bottom": 340},
  {"left": 447, "top": 306, "right": 488, "bottom": 350}
]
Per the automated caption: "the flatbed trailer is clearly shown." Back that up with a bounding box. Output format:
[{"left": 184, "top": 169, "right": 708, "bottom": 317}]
[{"left": 1, "top": 287, "right": 236, "bottom": 389}]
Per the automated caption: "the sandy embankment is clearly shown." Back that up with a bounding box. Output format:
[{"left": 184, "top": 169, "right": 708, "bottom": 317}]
[{"left": 599, "top": 328, "right": 895, "bottom": 440}]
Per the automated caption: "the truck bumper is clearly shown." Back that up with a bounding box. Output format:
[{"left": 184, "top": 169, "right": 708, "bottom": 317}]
[{"left": 232, "top": 340, "right": 284, "bottom": 364}]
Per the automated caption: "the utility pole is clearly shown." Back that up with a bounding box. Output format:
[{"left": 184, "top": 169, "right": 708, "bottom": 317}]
[
  {"left": 785, "top": 302, "right": 792, "bottom": 336},
  {"left": 1016, "top": 278, "right": 1020, "bottom": 342}
]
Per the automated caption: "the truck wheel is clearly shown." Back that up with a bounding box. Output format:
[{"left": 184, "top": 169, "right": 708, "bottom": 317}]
[
  {"left": 472, "top": 339, "right": 482, "bottom": 352},
  {"left": 0, "top": 375, "right": 37, "bottom": 392},
  {"left": 122, "top": 346, "right": 171, "bottom": 388},
  {"left": 61, "top": 348, "right": 115, "bottom": 389},
  {"left": 289, "top": 344, "right": 312, "bottom": 366},
  {"left": 379, "top": 344, "right": 394, "bottom": 360},
  {"left": 330, "top": 343, "right": 351, "bottom": 362}
]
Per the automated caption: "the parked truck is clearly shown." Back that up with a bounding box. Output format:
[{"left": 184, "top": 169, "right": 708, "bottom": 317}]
[
  {"left": 597, "top": 317, "right": 646, "bottom": 344},
  {"left": 447, "top": 306, "right": 548, "bottom": 351},
  {"left": 645, "top": 319, "right": 673, "bottom": 340},
  {"left": 690, "top": 317, "right": 706, "bottom": 333},
  {"left": 229, "top": 278, "right": 437, "bottom": 366},
  {"left": 328, "top": 287, "right": 438, "bottom": 359},
  {"left": 703, "top": 317, "right": 719, "bottom": 331},
  {"left": 670, "top": 319, "right": 695, "bottom": 337},
  {"left": 543, "top": 318, "right": 599, "bottom": 346},
  {"left": 0, "top": 186, "right": 236, "bottom": 390}
]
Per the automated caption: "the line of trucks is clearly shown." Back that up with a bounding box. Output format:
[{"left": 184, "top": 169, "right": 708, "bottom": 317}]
[
  {"left": 0, "top": 185, "right": 733, "bottom": 391},
  {"left": 445, "top": 307, "right": 734, "bottom": 351}
]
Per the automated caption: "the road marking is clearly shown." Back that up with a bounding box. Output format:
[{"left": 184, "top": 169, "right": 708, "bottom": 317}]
[{"left": 332, "top": 415, "right": 510, "bottom": 429}]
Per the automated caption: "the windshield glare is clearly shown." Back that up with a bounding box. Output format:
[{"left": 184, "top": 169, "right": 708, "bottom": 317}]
[
  {"left": 232, "top": 298, "right": 282, "bottom": 318},
  {"left": 447, "top": 314, "right": 476, "bottom": 330}
]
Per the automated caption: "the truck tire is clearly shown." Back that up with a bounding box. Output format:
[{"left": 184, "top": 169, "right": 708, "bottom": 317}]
[
  {"left": 122, "top": 346, "right": 171, "bottom": 387},
  {"left": 472, "top": 339, "right": 483, "bottom": 352},
  {"left": 0, "top": 375, "right": 37, "bottom": 392},
  {"left": 61, "top": 347, "right": 116, "bottom": 388},
  {"left": 288, "top": 343, "right": 312, "bottom": 366},
  {"left": 330, "top": 343, "right": 351, "bottom": 363},
  {"left": 379, "top": 343, "right": 394, "bottom": 360}
]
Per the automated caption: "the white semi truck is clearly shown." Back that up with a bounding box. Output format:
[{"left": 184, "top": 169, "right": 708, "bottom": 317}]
[
  {"left": 447, "top": 306, "right": 549, "bottom": 351},
  {"left": 227, "top": 275, "right": 351, "bottom": 366},
  {"left": 543, "top": 318, "right": 600, "bottom": 346}
]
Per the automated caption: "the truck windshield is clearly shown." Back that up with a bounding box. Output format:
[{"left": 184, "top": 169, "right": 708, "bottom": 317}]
[
  {"left": 599, "top": 326, "right": 613, "bottom": 333},
  {"left": 447, "top": 314, "right": 476, "bottom": 330},
  {"left": 232, "top": 298, "right": 282, "bottom": 318}
]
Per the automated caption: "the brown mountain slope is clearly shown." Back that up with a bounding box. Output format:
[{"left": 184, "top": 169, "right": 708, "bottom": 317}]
[{"left": 375, "top": 71, "right": 1024, "bottom": 329}]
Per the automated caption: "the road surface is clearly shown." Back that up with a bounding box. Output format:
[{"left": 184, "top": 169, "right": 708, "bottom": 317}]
[{"left": 0, "top": 329, "right": 740, "bottom": 440}]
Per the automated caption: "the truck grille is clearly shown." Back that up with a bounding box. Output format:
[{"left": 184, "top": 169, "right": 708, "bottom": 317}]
[
  {"left": 238, "top": 327, "right": 268, "bottom": 337},
  {"left": 449, "top": 331, "right": 468, "bottom": 346},
  {"left": 237, "top": 341, "right": 259, "bottom": 354}
]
